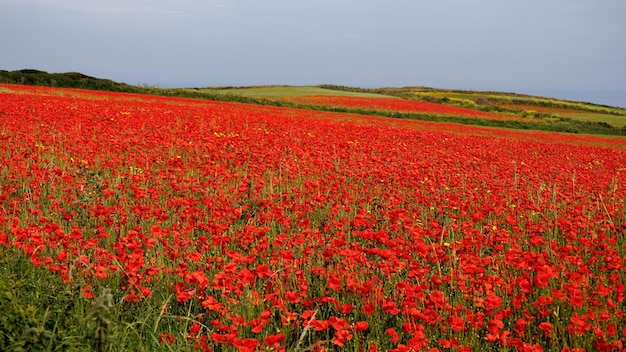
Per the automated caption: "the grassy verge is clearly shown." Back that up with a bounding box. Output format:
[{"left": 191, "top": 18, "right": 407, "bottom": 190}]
[
  {"left": 189, "top": 86, "right": 392, "bottom": 98},
  {"left": 0, "top": 244, "right": 212, "bottom": 352},
  {"left": 0, "top": 245, "right": 95, "bottom": 351}
]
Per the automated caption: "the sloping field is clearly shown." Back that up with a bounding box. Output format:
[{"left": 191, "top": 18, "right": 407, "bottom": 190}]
[
  {"left": 498, "top": 104, "right": 626, "bottom": 128},
  {"left": 188, "top": 85, "right": 626, "bottom": 133},
  {"left": 407, "top": 90, "right": 626, "bottom": 128},
  {"left": 1, "top": 84, "right": 625, "bottom": 351},
  {"left": 190, "top": 86, "right": 392, "bottom": 98},
  {"left": 272, "top": 95, "right": 522, "bottom": 121}
]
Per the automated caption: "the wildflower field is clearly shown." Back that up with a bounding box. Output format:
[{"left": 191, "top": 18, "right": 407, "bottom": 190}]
[
  {"left": 273, "top": 95, "right": 516, "bottom": 121},
  {"left": 0, "top": 84, "right": 625, "bottom": 351}
]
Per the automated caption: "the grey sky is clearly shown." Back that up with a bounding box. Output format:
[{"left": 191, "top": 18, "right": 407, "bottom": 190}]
[{"left": 2, "top": 0, "right": 625, "bottom": 107}]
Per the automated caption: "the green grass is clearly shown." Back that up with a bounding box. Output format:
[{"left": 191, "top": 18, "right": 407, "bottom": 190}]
[
  {"left": 0, "top": 246, "right": 94, "bottom": 351},
  {"left": 0, "top": 245, "right": 211, "bottom": 352},
  {"left": 567, "top": 112, "right": 626, "bottom": 127},
  {"left": 187, "top": 85, "right": 393, "bottom": 98}
]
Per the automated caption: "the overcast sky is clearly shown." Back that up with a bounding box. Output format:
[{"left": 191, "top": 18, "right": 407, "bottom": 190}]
[{"left": 2, "top": 0, "right": 625, "bottom": 107}]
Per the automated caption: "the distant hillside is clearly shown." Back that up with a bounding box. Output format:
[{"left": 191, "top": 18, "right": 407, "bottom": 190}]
[{"left": 0, "top": 69, "right": 140, "bottom": 92}]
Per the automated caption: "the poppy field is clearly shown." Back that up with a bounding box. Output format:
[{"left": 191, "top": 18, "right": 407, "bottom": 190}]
[
  {"left": 274, "top": 95, "right": 518, "bottom": 121},
  {"left": 1, "top": 84, "right": 625, "bottom": 351}
]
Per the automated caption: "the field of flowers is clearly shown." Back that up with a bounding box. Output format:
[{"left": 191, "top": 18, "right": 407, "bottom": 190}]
[
  {"left": 275, "top": 95, "right": 523, "bottom": 121},
  {"left": 1, "top": 83, "right": 625, "bottom": 351}
]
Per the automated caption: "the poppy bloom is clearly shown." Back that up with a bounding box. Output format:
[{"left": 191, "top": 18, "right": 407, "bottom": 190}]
[{"left": 354, "top": 321, "right": 369, "bottom": 332}]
